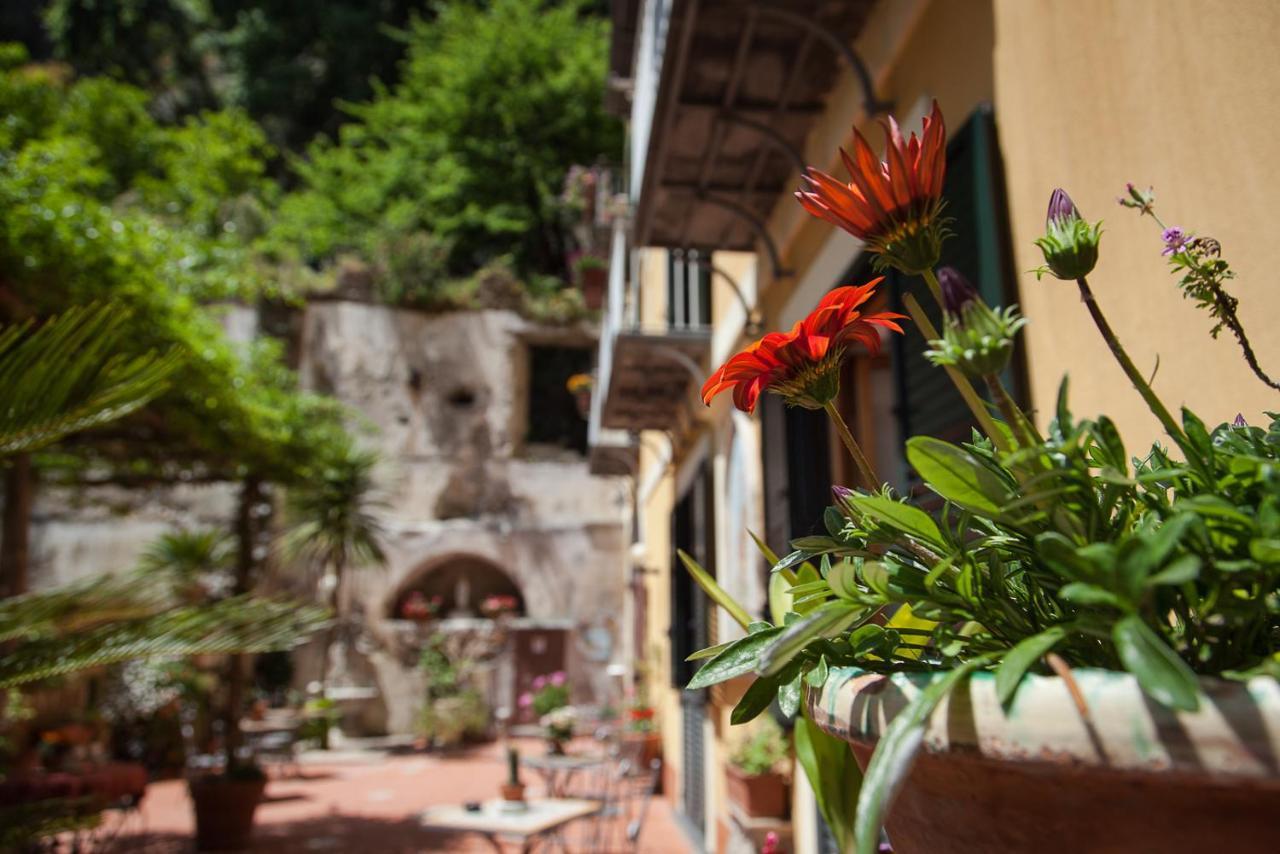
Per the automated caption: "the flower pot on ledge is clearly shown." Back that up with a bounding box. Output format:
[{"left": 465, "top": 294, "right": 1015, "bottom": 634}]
[
  {"left": 806, "top": 666, "right": 1280, "bottom": 854},
  {"left": 726, "top": 765, "right": 790, "bottom": 819}
]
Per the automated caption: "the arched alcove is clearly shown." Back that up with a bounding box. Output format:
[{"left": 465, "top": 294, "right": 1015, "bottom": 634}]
[{"left": 389, "top": 553, "right": 524, "bottom": 620}]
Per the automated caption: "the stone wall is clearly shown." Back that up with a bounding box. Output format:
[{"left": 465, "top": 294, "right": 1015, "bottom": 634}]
[{"left": 23, "top": 302, "right": 628, "bottom": 736}]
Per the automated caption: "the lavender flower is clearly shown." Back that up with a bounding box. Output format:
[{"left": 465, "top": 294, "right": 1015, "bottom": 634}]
[
  {"left": 1161, "top": 227, "right": 1191, "bottom": 257},
  {"left": 1233, "top": 413, "right": 1248, "bottom": 428}
]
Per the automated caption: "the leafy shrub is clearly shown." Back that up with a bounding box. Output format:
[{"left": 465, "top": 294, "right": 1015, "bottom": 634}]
[{"left": 729, "top": 716, "right": 789, "bottom": 777}]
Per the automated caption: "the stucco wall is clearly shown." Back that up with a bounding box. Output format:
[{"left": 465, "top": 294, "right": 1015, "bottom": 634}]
[
  {"left": 993, "top": 0, "right": 1280, "bottom": 442},
  {"left": 297, "top": 303, "right": 630, "bottom": 733}
]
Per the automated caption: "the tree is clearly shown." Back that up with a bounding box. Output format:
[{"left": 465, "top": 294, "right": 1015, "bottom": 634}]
[
  {"left": 282, "top": 439, "right": 386, "bottom": 735},
  {"left": 271, "top": 0, "right": 622, "bottom": 278}
]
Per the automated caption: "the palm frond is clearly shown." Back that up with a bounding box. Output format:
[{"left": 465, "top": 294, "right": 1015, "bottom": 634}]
[
  {"left": 0, "top": 304, "right": 182, "bottom": 457},
  {"left": 282, "top": 441, "right": 387, "bottom": 570},
  {"left": 0, "top": 593, "right": 330, "bottom": 689}
]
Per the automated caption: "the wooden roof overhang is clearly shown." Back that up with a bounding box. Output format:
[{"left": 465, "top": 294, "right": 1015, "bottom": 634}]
[{"left": 632, "top": 0, "right": 886, "bottom": 274}]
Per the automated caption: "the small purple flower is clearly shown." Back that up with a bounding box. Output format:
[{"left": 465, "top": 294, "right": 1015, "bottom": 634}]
[
  {"left": 518, "top": 692, "right": 534, "bottom": 708},
  {"left": 1233, "top": 413, "right": 1248, "bottom": 428},
  {"left": 1046, "top": 188, "right": 1081, "bottom": 225},
  {"left": 1161, "top": 227, "right": 1190, "bottom": 256},
  {"left": 531, "top": 675, "right": 546, "bottom": 691},
  {"left": 937, "top": 266, "right": 979, "bottom": 316},
  {"left": 550, "top": 671, "right": 567, "bottom": 687},
  {"left": 831, "top": 484, "right": 855, "bottom": 503}
]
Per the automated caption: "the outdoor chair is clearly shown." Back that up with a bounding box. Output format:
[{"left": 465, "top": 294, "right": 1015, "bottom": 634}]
[{"left": 562, "top": 756, "right": 662, "bottom": 853}]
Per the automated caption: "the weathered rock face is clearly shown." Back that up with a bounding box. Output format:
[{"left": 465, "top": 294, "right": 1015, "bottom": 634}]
[
  {"left": 296, "top": 303, "right": 628, "bottom": 733},
  {"left": 25, "top": 302, "right": 627, "bottom": 736}
]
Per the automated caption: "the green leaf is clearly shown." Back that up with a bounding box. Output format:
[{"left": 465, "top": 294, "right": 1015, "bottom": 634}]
[
  {"left": 1058, "top": 582, "right": 1130, "bottom": 610},
  {"left": 795, "top": 714, "right": 860, "bottom": 853},
  {"left": 684, "top": 640, "right": 734, "bottom": 662},
  {"left": 791, "top": 535, "right": 840, "bottom": 552},
  {"left": 1249, "top": 538, "right": 1280, "bottom": 564},
  {"left": 995, "top": 626, "right": 1066, "bottom": 706},
  {"left": 827, "top": 559, "right": 862, "bottom": 600},
  {"left": 678, "top": 549, "right": 752, "bottom": 631},
  {"left": 854, "top": 660, "right": 990, "bottom": 854},
  {"left": 906, "top": 436, "right": 1008, "bottom": 515},
  {"left": 884, "top": 604, "right": 936, "bottom": 660},
  {"left": 1146, "top": 555, "right": 1200, "bottom": 586},
  {"left": 846, "top": 494, "right": 945, "bottom": 547},
  {"left": 749, "top": 530, "right": 782, "bottom": 567},
  {"left": 1112, "top": 615, "right": 1200, "bottom": 711},
  {"left": 805, "top": 655, "right": 830, "bottom": 688},
  {"left": 824, "top": 506, "right": 847, "bottom": 538},
  {"left": 758, "top": 601, "right": 864, "bottom": 677},
  {"left": 747, "top": 621, "right": 774, "bottom": 634},
  {"left": 686, "top": 627, "right": 784, "bottom": 690},
  {"left": 778, "top": 670, "right": 802, "bottom": 718},
  {"left": 730, "top": 675, "right": 781, "bottom": 725}
]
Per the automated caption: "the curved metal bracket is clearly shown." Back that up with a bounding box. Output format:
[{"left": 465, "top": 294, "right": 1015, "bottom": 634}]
[
  {"left": 649, "top": 345, "right": 706, "bottom": 387},
  {"left": 695, "top": 192, "right": 791, "bottom": 280},
  {"left": 716, "top": 110, "right": 807, "bottom": 174},
  {"left": 689, "top": 255, "right": 764, "bottom": 336},
  {"left": 753, "top": 5, "right": 894, "bottom": 117}
]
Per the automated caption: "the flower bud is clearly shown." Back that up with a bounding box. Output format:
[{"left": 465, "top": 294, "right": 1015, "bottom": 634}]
[
  {"left": 1233, "top": 413, "right": 1248, "bottom": 428},
  {"left": 937, "top": 267, "right": 978, "bottom": 317},
  {"left": 1034, "top": 188, "right": 1102, "bottom": 280},
  {"left": 1046, "top": 188, "right": 1080, "bottom": 225},
  {"left": 925, "top": 299, "right": 1027, "bottom": 379}
]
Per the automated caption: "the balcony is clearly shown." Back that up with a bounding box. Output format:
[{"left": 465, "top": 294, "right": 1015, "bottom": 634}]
[{"left": 599, "top": 325, "right": 710, "bottom": 433}]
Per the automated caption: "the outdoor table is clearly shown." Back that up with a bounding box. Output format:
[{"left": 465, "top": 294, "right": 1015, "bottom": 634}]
[
  {"left": 419, "top": 797, "right": 600, "bottom": 853},
  {"left": 521, "top": 753, "right": 607, "bottom": 797}
]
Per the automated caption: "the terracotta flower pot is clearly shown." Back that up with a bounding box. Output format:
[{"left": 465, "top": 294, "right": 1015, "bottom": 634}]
[
  {"left": 806, "top": 666, "right": 1280, "bottom": 854},
  {"left": 578, "top": 266, "right": 606, "bottom": 310},
  {"left": 726, "top": 764, "right": 789, "bottom": 819},
  {"left": 501, "top": 782, "right": 526, "bottom": 802},
  {"left": 623, "top": 730, "right": 662, "bottom": 767},
  {"left": 189, "top": 775, "right": 266, "bottom": 851}
]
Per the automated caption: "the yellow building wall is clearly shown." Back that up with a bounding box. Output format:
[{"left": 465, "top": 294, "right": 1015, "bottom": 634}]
[{"left": 994, "top": 0, "right": 1280, "bottom": 442}]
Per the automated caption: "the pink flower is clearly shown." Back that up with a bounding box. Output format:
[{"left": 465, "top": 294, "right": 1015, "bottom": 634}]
[
  {"left": 531, "top": 676, "right": 546, "bottom": 691},
  {"left": 550, "top": 671, "right": 567, "bottom": 686},
  {"left": 518, "top": 692, "right": 534, "bottom": 708}
]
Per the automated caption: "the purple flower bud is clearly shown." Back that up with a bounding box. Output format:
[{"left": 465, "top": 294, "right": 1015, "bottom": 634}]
[
  {"left": 1233, "top": 413, "right": 1247, "bottom": 428},
  {"left": 1046, "top": 188, "right": 1081, "bottom": 225},
  {"left": 832, "top": 485, "right": 855, "bottom": 503},
  {"left": 937, "top": 267, "right": 978, "bottom": 316}
]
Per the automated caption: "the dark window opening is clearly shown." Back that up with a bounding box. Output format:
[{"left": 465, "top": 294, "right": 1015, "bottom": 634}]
[
  {"left": 525, "top": 345, "right": 591, "bottom": 453},
  {"left": 447, "top": 386, "right": 476, "bottom": 408}
]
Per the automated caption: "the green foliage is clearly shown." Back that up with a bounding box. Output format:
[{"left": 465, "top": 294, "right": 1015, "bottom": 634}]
[
  {"left": 281, "top": 438, "right": 387, "bottom": 574},
  {"left": 270, "top": 0, "right": 621, "bottom": 278},
  {"left": 0, "top": 571, "right": 330, "bottom": 688},
  {"left": 0, "top": 304, "right": 180, "bottom": 455},
  {"left": 0, "top": 52, "right": 350, "bottom": 480},
  {"left": 794, "top": 715, "right": 859, "bottom": 853},
  {"left": 728, "top": 715, "right": 789, "bottom": 776}
]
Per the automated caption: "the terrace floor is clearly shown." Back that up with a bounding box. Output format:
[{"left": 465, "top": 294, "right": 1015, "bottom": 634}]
[{"left": 111, "top": 737, "right": 694, "bottom": 853}]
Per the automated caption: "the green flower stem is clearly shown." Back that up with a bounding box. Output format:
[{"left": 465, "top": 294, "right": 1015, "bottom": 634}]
[
  {"left": 1074, "top": 276, "right": 1208, "bottom": 478},
  {"left": 983, "top": 373, "right": 1041, "bottom": 449},
  {"left": 903, "top": 292, "right": 1009, "bottom": 453},
  {"left": 822, "top": 401, "right": 880, "bottom": 491},
  {"left": 921, "top": 266, "right": 945, "bottom": 307}
]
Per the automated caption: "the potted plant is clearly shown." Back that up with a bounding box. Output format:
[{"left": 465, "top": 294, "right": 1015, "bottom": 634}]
[
  {"left": 189, "top": 763, "right": 268, "bottom": 852},
  {"left": 572, "top": 253, "right": 607, "bottom": 310},
  {"left": 399, "top": 591, "right": 441, "bottom": 621},
  {"left": 520, "top": 672, "right": 571, "bottom": 752},
  {"left": 566, "top": 372, "right": 594, "bottom": 419},
  {"left": 500, "top": 746, "right": 526, "bottom": 804},
  {"left": 725, "top": 716, "right": 790, "bottom": 819},
  {"left": 622, "top": 697, "right": 661, "bottom": 767},
  {"left": 682, "top": 100, "right": 1280, "bottom": 853}
]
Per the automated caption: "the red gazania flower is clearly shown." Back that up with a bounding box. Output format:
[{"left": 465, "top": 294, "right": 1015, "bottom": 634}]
[
  {"left": 701, "top": 280, "right": 905, "bottom": 413},
  {"left": 795, "top": 100, "right": 947, "bottom": 274}
]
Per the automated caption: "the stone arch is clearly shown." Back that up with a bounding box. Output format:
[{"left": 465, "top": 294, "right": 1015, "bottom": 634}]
[{"left": 388, "top": 552, "right": 525, "bottom": 620}]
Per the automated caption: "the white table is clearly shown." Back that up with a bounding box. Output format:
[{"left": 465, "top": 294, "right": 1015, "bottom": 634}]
[{"left": 419, "top": 797, "right": 601, "bottom": 853}]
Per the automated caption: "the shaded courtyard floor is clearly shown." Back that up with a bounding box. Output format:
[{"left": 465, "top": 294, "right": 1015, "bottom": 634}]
[{"left": 114, "top": 737, "right": 694, "bottom": 853}]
